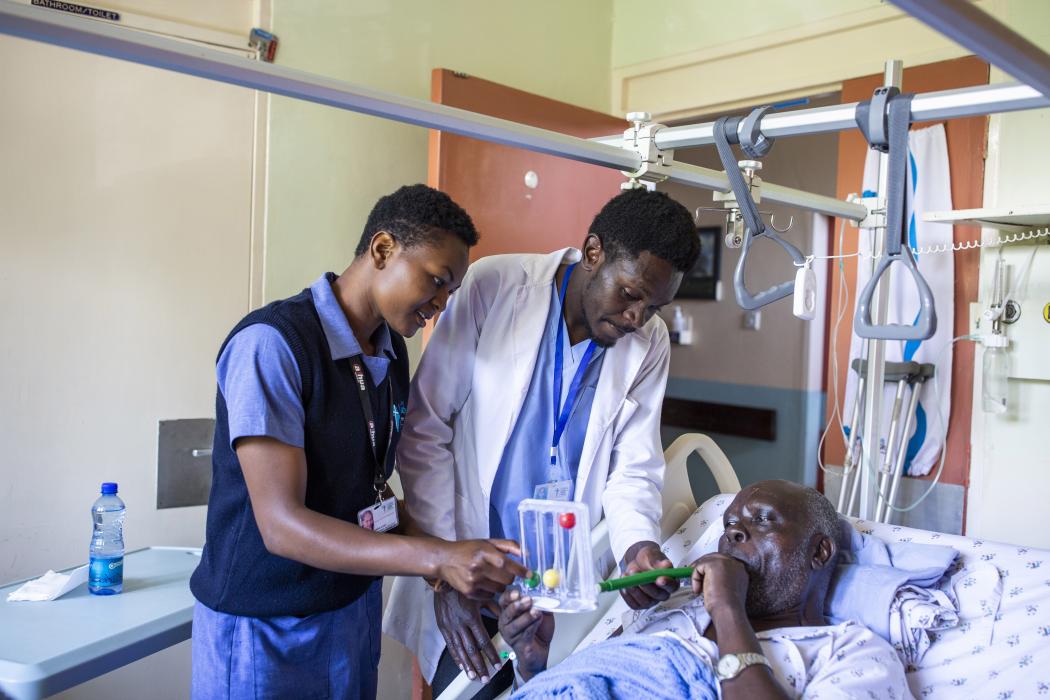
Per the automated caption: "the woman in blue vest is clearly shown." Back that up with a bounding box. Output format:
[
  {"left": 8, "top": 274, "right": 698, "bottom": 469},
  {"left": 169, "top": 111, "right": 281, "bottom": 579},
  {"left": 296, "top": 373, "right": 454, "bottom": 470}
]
[{"left": 190, "top": 185, "right": 528, "bottom": 700}]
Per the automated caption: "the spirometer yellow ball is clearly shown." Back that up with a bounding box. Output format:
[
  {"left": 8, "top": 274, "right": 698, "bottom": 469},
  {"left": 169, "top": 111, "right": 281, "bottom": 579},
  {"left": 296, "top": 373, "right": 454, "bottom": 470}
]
[{"left": 542, "top": 568, "right": 560, "bottom": 589}]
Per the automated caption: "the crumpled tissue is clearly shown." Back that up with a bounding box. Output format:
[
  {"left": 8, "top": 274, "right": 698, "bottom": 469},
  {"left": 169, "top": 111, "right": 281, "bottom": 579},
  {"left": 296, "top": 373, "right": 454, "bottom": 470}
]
[{"left": 6, "top": 565, "right": 88, "bottom": 601}]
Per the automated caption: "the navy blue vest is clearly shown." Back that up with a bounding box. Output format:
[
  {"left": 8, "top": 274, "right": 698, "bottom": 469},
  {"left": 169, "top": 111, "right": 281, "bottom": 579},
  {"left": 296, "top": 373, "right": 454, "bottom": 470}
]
[{"left": 190, "top": 284, "right": 408, "bottom": 617}]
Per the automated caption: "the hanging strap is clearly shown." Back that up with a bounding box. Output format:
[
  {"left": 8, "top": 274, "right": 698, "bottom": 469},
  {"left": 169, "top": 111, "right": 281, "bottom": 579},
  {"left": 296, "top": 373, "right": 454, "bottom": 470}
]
[
  {"left": 714, "top": 115, "right": 766, "bottom": 237},
  {"left": 852, "top": 91, "right": 937, "bottom": 341},
  {"left": 713, "top": 106, "right": 806, "bottom": 310}
]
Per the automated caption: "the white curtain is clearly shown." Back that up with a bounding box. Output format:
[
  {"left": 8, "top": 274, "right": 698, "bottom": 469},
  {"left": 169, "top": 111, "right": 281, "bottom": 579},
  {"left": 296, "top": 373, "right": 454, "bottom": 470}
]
[{"left": 843, "top": 124, "right": 954, "bottom": 477}]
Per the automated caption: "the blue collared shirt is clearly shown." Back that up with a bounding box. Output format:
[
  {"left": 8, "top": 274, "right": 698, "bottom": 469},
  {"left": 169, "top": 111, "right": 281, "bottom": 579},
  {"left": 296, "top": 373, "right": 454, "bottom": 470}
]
[
  {"left": 488, "top": 271, "right": 605, "bottom": 543},
  {"left": 217, "top": 272, "right": 395, "bottom": 449}
]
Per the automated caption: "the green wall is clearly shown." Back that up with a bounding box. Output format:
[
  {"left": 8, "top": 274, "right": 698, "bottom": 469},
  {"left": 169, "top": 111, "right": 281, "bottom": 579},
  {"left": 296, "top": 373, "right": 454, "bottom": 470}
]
[
  {"left": 265, "top": 0, "right": 614, "bottom": 310},
  {"left": 610, "top": 0, "right": 879, "bottom": 68}
]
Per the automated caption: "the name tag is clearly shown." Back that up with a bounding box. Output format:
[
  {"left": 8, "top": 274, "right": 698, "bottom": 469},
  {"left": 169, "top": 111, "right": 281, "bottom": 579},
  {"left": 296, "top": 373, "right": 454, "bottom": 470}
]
[
  {"left": 533, "top": 480, "right": 572, "bottom": 501},
  {"left": 357, "top": 497, "right": 399, "bottom": 533}
]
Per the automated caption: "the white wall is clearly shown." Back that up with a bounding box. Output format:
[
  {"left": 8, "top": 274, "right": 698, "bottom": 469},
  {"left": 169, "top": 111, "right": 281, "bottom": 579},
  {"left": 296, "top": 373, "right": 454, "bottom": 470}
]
[
  {"left": 608, "top": 0, "right": 1001, "bottom": 120},
  {"left": 265, "top": 0, "right": 615, "bottom": 370},
  {"left": 966, "top": 2, "right": 1050, "bottom": 549},
  {"left": 0, "top": 3, "right": 258, "bottom": 698},
  {"left": 611, "top": 0, "right": 878, "bottom": 68}
]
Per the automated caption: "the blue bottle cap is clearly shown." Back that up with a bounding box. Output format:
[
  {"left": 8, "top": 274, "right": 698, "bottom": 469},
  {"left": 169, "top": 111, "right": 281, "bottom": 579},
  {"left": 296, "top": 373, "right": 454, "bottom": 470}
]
[{"left": 101, "top": 482, "right": 118, "bottom": 494}]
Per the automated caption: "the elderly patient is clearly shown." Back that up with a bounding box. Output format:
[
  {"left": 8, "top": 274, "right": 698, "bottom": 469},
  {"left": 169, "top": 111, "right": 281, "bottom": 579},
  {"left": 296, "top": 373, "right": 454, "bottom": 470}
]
[{"left": 499, "top": 480, "right": 912, "bottom": 699}]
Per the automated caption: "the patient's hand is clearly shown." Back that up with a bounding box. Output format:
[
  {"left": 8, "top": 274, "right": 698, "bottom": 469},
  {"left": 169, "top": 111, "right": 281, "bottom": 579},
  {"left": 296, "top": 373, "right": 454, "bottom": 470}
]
[
  {"left": 498, "top": 587, "right": 554, "bottom": 683},
  {"left": 620, "top": 540, "right": 678, "bottom": 609},
  {"left": 690, "top": 552, "right": 749, "bottom": 615}
]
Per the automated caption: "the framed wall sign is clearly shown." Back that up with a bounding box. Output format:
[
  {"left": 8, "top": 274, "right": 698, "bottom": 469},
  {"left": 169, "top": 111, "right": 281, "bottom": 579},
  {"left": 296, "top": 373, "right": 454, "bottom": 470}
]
[{"left": 676, "top": 226, "right": 721, "bottom": 300}]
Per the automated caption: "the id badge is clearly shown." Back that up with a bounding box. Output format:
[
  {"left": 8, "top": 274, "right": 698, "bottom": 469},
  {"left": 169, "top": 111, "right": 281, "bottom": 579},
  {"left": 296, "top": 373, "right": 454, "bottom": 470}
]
[
  {"left": 357, "top": 496, "right": 399, "bottom": 533},
  {"left": 533, "top": 479, "right": 572, "bottom": 501}
]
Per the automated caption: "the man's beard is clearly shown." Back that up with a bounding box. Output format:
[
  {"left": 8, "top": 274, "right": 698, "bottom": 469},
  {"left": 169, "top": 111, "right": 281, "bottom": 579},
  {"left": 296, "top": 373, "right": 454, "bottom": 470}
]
[
  {"left": 582, "top": 314, "right": 616, "bottom": 348},
  {"left": 744, "top": 545, "right": 808, "bottom": 618}
]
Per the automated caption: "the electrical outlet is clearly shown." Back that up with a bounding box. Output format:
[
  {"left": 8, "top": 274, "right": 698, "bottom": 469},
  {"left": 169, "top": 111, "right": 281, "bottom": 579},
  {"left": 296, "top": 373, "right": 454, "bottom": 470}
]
[{"left": 743, "top": 310, "right": 762, "bottom": 331}]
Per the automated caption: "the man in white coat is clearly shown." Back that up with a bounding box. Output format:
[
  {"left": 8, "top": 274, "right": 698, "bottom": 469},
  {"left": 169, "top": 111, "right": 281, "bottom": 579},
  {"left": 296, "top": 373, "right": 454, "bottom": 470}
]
[{"left": 385, "top": 189, "right": 701, "bottom": 698}]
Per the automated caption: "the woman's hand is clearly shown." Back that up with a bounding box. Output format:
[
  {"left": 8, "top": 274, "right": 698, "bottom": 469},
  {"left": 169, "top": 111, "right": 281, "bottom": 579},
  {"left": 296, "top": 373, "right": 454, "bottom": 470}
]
[{"left": 435, "top": 538, "right": 528, "bottom": 599}]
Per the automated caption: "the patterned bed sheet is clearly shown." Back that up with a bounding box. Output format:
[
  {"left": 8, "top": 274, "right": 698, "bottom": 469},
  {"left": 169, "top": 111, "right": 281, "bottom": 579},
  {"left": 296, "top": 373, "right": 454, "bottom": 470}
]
[{"left": 574, "top": 494, "right": 1050, "bottom": 700}]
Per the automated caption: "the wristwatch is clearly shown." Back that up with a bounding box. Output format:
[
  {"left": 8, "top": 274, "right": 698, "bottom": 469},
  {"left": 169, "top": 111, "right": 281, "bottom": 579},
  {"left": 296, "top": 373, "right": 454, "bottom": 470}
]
[{"left": 715, "top": 652, "right": 771, "bottom": 682}]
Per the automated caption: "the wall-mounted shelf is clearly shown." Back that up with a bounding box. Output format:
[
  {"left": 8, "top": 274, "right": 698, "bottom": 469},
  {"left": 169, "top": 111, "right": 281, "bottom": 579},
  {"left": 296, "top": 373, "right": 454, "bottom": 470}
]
[{"left": 924, "top": 206, "right": 1050, "bottom": 232}]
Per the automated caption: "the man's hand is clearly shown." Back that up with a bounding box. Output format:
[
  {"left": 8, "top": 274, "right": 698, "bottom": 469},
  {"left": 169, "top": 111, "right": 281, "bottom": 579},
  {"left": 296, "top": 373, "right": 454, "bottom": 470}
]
[
  {"left": 435, "top": 538, "right": 529, "bottom": 599},
  {"left": 619, "top": 540, "right": 678, "bottom": 609},
  {"left": 434, "top": 589, "right": 501, "bottom": 683},
  {"left": 690, "top": 552, "right": 750, "bottom": 615},
  {"left": 497, "top": 587, "right": 554, "bottom": 684}
]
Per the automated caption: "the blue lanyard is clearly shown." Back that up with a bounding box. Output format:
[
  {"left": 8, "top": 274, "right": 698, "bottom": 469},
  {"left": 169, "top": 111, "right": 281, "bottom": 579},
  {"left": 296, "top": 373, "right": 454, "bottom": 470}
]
[{"left": 551, "top": 263, "right": 596, "bottom": 473}]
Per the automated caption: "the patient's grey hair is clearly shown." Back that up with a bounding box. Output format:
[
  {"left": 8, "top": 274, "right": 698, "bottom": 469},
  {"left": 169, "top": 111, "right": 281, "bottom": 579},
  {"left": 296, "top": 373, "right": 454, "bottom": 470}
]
[{"left": 800, "top": 486, "right": 844, "bottom": 565}]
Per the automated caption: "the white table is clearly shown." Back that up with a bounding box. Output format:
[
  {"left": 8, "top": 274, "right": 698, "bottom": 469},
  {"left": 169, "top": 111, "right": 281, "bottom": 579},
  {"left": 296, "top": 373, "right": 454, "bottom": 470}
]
[{"left": 0, "top": 547, "right": 200, "bottom": 700}]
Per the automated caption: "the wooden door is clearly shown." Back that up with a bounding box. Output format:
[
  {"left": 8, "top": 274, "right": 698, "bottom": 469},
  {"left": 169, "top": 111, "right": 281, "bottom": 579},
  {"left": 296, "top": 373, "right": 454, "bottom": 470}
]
[{"left": 429, "top": 69, "right": 627, "bottom": 262}]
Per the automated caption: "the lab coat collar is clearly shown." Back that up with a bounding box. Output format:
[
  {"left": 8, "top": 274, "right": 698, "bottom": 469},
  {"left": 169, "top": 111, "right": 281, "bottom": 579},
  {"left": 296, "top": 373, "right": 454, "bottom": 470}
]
[{"left": 494, "top": 248, "right": 656, "bottom": 501}]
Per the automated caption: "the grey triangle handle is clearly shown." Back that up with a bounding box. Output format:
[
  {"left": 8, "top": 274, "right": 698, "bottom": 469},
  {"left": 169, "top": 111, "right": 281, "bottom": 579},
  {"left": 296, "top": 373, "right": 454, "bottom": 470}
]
[
  {"left": 852, "top": 90, "right": 937, "bottom": 341},
  {"left": 714, "top": 108, "right": 807, "bottom": 311},
  {"left": 733, "top": 225, "right": 807, "bottom": 310},
  {"left": 853, "top": 247, "right": 937, "bottom": 340}
]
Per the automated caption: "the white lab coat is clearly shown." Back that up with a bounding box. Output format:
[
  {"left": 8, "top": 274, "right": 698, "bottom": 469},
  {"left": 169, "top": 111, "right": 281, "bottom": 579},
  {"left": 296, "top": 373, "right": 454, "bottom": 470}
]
[{"left": 383, "top": 247, "right": 670, "bottom": 681}]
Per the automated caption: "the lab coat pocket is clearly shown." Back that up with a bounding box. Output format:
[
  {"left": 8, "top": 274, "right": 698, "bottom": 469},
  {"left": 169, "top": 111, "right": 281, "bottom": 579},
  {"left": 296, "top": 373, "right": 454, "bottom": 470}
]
[{"left": 613, "top": 396, "right": 640, "bottom": 433}]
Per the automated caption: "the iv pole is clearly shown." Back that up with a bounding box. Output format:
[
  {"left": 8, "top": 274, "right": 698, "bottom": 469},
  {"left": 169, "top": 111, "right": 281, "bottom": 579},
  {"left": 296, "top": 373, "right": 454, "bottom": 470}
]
[{"left": 857, "top": 60, "right": 903, "bottom": 521}]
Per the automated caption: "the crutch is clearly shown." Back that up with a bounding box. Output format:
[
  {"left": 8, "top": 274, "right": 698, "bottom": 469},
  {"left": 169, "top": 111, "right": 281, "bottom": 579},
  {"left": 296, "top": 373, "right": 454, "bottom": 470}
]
[
  {"left": 840, "top": 359, "right": 920, "bottom": 517},
  {"left": 878, "top": 363, "right": 935, "bottom": 524},
  {"left": 836, "top": 359, "right": 867, "bottom": 515},
  {"left": 872, "top": 361, "right": 922, "bottom": 522}
]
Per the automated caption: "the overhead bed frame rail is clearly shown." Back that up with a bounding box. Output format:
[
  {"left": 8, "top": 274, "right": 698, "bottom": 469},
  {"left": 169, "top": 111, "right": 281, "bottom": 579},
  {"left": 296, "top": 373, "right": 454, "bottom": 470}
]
[
  {"left": 2, "top": 0, "right": 1047, "bottom": 224},
  {"left": 2, "top": 0, "right": 1046, "bottom": 216}
]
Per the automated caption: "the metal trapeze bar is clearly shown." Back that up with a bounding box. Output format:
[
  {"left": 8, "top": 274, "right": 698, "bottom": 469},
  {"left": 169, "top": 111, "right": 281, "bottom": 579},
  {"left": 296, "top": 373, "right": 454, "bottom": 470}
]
[
  {"left": 888, "top": 0, "right": 1050, "bottom": 99},
  {"left": 594, "top": 82, "right": 1049, "bottom": 151},
  {"left": 665, "top": 163, "right": 867, "bottom": 221},
  {"left": 0, "top": 0, "right": 867, "bottom": 221}
]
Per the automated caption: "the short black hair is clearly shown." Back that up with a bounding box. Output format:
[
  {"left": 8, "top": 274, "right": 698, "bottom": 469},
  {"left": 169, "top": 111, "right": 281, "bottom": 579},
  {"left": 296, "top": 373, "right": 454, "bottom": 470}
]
[
  {"left": 588, "top": 189, "right": 700, "bottom": 273},
  {"left": 355, "top": 184, "right": 479, "bottom": 256}
]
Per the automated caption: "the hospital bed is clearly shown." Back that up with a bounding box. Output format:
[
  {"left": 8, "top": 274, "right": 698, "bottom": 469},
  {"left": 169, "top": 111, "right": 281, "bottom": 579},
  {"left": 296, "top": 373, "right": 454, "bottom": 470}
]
[{"left": 439, "top": 432, "right": 1050, "bottom": 699}]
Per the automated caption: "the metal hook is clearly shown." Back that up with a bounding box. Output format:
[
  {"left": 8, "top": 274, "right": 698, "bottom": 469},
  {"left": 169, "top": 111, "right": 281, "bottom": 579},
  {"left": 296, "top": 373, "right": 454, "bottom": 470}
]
[
  {"left": 694, "top": 205, "right": 725, "bottom": 224},
  {"left": 767, "top": 213, "right": 794, "bottom": 233}
]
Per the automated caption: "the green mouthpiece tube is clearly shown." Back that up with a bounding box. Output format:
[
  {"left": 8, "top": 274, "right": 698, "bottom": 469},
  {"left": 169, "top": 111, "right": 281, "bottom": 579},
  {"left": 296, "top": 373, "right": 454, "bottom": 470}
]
[{"left": 597, "top": 566, "right": 694, "bottom": 592}]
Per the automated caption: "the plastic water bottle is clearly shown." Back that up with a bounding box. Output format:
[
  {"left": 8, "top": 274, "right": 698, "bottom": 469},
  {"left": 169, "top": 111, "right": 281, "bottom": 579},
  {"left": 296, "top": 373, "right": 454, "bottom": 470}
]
[{"left": 89, "top": 482, "right": 125, "bottom": 595}]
